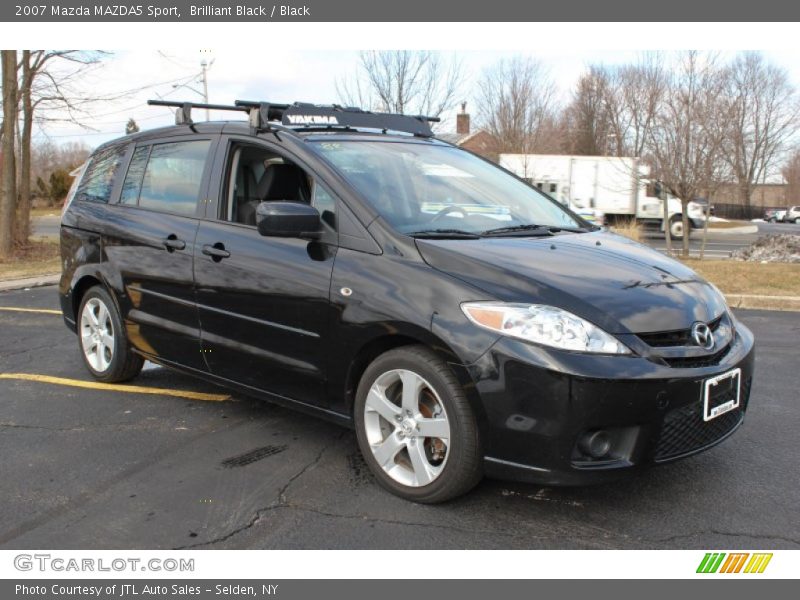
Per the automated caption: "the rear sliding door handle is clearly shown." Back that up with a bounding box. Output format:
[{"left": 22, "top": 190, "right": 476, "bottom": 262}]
[
  {"left": 162, "top": 235, "right": 186, "bottom": 252},
  {"left": 202, "top": 243, "right": 231, "bottom": 261}
]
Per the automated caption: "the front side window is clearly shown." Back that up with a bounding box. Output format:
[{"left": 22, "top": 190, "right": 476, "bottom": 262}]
[
  {"left": 312, "top": 141, "right": 584, "bottom": 235},
  {"left": 75, "top": 145, "right": 126, "bottom": 204},
  {"left": 127, "top": 140, "right": 210, "bottom": 216},
  {"left": 222, "top": 143, "right": 335, "bottom": 230}
]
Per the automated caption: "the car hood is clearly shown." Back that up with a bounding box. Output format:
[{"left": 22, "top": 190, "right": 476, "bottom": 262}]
[{"left": 416, "top": 231, "right": 727, "bottom": 334}]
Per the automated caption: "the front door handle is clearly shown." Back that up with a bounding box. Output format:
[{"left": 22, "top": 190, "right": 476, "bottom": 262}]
[
  {"left": 202, "top": 243, "right": 231, "bottom": 261},
  {"left": 162, "top": 235, "right": 186, "bottom": 252}
]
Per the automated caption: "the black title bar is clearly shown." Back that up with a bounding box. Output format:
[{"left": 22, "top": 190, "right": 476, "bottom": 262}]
[{"left": 4, "top": 0, "right": 800, "bottom": 22}]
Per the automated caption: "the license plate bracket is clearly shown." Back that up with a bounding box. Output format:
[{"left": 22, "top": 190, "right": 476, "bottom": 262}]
[{"left": 703, "top": 368, "right": 741, "bottom": 422}]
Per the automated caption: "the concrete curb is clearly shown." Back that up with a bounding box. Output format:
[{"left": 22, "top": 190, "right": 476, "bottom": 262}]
[
  {"left": 704, "top": 225, "right": 759, "bottom": 235},
  {"left": 0, "top": 274, "right": 59, "bottom": 292},
  {"left": 725, "top": 292, "right": 800, "bottom": 312}
]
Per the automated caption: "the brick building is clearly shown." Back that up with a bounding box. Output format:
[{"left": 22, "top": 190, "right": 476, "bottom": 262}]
[{"left": 436, "top": 103, "right": 496, "bottom": 159}]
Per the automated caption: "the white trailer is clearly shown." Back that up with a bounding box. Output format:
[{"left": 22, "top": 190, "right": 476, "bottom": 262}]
[{"left": 499, "top": 154, "right": 705, "bottom": 239}]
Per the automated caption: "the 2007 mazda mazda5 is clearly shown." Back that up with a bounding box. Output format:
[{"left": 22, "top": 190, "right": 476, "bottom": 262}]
[{"left": 59, "top": 100, "right": 755, "bottom": 503}]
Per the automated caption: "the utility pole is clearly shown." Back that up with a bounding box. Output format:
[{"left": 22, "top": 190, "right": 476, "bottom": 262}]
[
  {"left": 200, "top": 58, "right": 210, "bottom": 121},
  {"left": 170, "top": 54, "right": 213, "bottom": 120}
]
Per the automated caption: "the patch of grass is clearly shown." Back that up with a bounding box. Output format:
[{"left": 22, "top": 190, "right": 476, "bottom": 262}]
[
  {"left": 0, "top": 238, "right": 60, "bottom": 281},
  {"left": 682, "top": 259, "right": 800, "bottom": 298},
  {"left": 610, "top": 219, "right": 643, "bottom": 243},
  {"left": 724, "top": 295, "right": 800, "bottom": 311}
]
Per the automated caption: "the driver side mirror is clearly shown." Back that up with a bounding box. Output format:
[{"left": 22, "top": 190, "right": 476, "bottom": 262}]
[{"left": 255, "top": 201, "right": 322, "bottom": 239}]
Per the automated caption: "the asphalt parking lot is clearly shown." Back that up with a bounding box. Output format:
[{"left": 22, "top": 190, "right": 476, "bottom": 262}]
[{"left": 0, "top": 286, "right": 798, "bottom": 550}]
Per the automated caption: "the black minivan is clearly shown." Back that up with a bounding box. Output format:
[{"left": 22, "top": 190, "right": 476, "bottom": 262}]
[{"left": 60, "top": 101, "right": 755, "bottom": 503}]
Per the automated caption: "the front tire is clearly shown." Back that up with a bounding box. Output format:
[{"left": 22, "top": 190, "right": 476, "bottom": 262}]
[
  {"left": 78, "top": 286, "right": 143, "bottom": 383},
  {"left": 668, "top": 216, "right": 686, "bottom": 240},
  {"left": 354, "top": 345, "right": 482, "bottom": 503}
]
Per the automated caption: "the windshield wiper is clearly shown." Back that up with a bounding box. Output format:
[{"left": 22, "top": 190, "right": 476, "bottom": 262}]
[
  {"left": 481, "top": 224, "right": 553, "bottom": 236},
  {"left": 408, "top": 228, "right": 482, "bottom": 239},
  {"left": 481, "top": 224, "right": 589, "bottom": 236}
]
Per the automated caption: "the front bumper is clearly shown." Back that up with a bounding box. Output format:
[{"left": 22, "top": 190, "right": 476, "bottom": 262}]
[{"left": 470, "top": 320, "right": 755, "bottom": 485}]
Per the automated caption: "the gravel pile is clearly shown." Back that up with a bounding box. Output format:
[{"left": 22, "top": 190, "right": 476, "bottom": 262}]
[{"left": 731, "top": 234, "right": 800, "bottom": 263}]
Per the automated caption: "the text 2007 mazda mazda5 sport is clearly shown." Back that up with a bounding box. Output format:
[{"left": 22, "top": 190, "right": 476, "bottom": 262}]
[{"left": 59, "top": 101, "right": 755, "bottom": 503}]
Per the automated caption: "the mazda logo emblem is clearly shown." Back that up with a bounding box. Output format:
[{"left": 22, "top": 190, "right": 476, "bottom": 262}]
[{"left": 691, "top": 322, "right": 715, "bottom": 350}]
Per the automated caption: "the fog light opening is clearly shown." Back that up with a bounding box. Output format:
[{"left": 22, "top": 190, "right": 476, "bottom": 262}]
[{"left": 578, "top": 430, "right": 612, "bottom": 459}]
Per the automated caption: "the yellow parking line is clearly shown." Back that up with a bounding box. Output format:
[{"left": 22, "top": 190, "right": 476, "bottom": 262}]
[
  {"left": 0, "top": 373, "right": 230, "bottom": 402},
  {"left": 0, "top": 307, "right": 62, "bottom": 315}
]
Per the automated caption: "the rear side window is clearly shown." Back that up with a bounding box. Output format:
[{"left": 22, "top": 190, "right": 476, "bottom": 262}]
[
  {"left": 120, "top": 146, "right": 150, "bottom": 205},
  {"left": 74, "top": 145, "right": 126, "bottom": 204},
  {"left": 121, "top": 140, "right": 210, "bottom": 216}
]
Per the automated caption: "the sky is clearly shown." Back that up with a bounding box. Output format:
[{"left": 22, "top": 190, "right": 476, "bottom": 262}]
[{"left": 36, "top": 48, "right": 800, "bottom": 150}]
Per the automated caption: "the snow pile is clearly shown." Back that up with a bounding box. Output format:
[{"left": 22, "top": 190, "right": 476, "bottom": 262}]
[{"left": 731, "top": 234, "right": 800, "bottom": 263}]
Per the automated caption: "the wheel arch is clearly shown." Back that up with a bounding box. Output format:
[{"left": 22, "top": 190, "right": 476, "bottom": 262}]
[
  {"left": 71, "top": 274, "right": 105, "bottom": 322},
  {"left": 341, "top": 326, "right": 488, "bottom": 433}
]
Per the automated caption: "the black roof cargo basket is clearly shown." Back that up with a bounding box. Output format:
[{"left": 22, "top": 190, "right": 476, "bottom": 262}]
[{"left": 148, "top": 99, "right": 440, "bottom": 138}]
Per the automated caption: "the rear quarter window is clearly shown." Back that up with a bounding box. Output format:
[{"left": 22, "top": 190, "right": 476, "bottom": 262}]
[
  {"left": 123, "top": 140, "right": 211, "bottom": 216},
  {"left": 74, "top": 145, "right": 126, "bottom": 204}
]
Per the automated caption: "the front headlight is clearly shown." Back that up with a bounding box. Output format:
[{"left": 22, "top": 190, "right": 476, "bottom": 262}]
[{"left": 461, "top": 302, "right": 631, "bottom": 355}]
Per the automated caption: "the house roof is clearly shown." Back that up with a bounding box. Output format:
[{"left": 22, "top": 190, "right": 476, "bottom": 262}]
[{"left": 436, "top": 130, "right": 484, "bottom": 146}]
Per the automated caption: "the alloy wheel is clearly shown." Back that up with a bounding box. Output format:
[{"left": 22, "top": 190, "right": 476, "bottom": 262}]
[
  {"left": 363, "top": 369, "right": 451, "bottom": 487},
  {"left": 80, "top": 297, "right": 115, "bottom": 372}
]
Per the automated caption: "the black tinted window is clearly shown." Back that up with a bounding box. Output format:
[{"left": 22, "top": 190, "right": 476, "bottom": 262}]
[
  {"left": 138, "top": 140, "right": 210, "bottom": 216},
  {"left": 312, "top": 183, "right": 337, "bottom": 230},
  {"left": 120, "top": 146, "right": 150, "bottom": 205},
  {"left": 75, "top": 145, "right": 125, "bottom": 204}
]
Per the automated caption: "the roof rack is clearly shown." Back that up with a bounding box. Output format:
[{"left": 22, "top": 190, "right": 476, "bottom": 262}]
[
  {"left": 147, "top": 99, "right": 441, "bottom": 138},
  {"left": 236, "top": 100, "right": 440, "bottom": 137}
]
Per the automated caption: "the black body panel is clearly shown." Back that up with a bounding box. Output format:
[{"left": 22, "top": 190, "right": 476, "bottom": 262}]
[{"left": 59, "top": 122, "right": 756, "bottom": 487}]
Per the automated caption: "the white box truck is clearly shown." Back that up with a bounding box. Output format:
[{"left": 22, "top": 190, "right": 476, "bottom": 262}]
[{"left": 499, "top": 154, "right": 706, "bottom": 239}]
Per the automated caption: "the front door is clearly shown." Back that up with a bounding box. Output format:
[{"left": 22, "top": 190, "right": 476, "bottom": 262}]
[{"left": 194, "top": 139, "right": 338, "bottom": 406}]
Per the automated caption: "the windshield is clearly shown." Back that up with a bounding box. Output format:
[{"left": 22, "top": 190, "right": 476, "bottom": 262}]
[{"left": 311, "top": 140, "right": 584, "bottom": 235}]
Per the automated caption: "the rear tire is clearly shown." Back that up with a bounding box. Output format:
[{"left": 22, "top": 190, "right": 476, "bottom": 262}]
[
  {"left": 77, "top": 286, "right": 143, "bottom": 383},
  {"left": 354, "top": 345, "right": 482, "bottom": 503}
]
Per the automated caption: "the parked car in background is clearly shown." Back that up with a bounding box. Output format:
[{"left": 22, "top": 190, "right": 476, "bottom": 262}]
[
  {"left": 765, "top": 208, "right": 787, "bottom": 223},
  {"left": 784, "top": 206, "right": 800, "bottom": 224}
]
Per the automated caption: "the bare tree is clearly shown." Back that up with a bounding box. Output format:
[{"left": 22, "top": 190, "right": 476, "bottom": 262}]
[
  {"left": 648, "top": 51, "right": 730, "bottom": 257},
  {"left": 16, "top": 51, "right": 105, "bottom": 244},
  {"left": 1, "top": 50, "right": 18, "bottom": 259},
  {"left": 608, "top": 54, "right": 668, "bottom": 158},
  {"left": 721, "top": 52, "right": 799, "bottom": 211},
  {"left": 476, "top": 56, "right": 559, "bottom": 159},
  {"left": 565, "top": 55, "right": 666, "bottom": 158},
  {"left": 336, "top": 51, "right": 463, "bottom": 124},
  {"left": 564, "top": 66, "right": 613, "bottom": 155}
]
